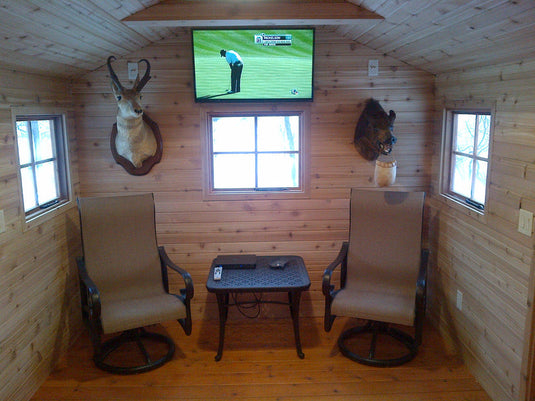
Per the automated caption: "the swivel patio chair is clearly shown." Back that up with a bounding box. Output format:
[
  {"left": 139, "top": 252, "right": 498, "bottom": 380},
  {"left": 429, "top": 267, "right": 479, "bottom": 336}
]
[
  {"left": 323, "top": 189, "right": 428, "bottom": 366},
  {"left": 77, "top": 193, "right": 193, "bottom": 374}
]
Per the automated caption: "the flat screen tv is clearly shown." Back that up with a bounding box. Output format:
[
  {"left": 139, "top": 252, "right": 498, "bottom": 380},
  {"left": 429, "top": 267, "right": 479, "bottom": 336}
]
[{"left": 191, "top": 27, "right": 315, "bottom": 103}]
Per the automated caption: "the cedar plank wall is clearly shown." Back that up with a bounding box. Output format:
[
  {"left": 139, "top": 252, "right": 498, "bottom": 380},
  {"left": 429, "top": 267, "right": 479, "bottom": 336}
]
[
  {"left": 72, "top": 27, "right": 434, "bottom": 321},
  {"left": 427, "top": 60, "right": 535, "bottom": 401},
  {"left": 0, "top": 68, "right": 82, "bottom": 401}
]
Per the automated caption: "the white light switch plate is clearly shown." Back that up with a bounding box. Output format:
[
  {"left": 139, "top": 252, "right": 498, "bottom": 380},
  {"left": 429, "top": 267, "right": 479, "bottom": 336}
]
[
  {"left": 0, "top": 210, "right": 5, "bottom": 233},
  {"left": 128, "top": 62, "right": 138, "bottom": 80},
  {"left": 368, "top": 59, "right": 379, "bottom": 76},
  {"left": 456, "top": 290, "right": 463, "bottom": 311},
  {"left": 518, "top": 209, "right": 533, "bottom": 236}
]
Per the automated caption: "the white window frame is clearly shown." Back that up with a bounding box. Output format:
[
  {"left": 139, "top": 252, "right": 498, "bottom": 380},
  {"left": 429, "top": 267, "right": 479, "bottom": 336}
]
[
  {"left": 440, "top": 107, "right": 493, "bottom": 214},
  {"left": 12, "top": 107, "right": 74, "bottom": 229},
  {"left": 202, "top": 107, "right": 310, "bottom": 200}
]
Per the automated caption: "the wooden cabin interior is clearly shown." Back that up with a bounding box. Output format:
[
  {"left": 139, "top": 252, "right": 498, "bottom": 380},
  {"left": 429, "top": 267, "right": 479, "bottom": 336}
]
[{"left": 0, "top": 1, "right": 534, "bottom": 400}]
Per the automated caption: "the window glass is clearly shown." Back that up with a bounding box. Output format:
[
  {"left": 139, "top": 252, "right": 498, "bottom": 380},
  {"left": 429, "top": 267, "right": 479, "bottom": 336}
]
[
  {"left": 213, "top": 153, "right": 256, "bottom": 189},
  {"left": 476, "top": 114, "right": 490, "bottom": 158},
  {"left": 20, "top": 166, "right": 37, "bottom": 211},
  {"left": 451, "top": 154, "right": 472, "bottom": 198},
  {"left": 16, "top": 121, "right": 32, "bottom": 165},
  {"left": 32, "top": 120, "right": 54, "bottom": 161},
  {"left": 212, "top": 116, "right": 255, "bottom": 152},
  {"left": 454, "top": 114, "right": 475, "bottom": 154},
  {"left": 257, "top": 116, "right": 299, "bottom": 151},
  {"left": 36, "top": 161, "right": 58, "bottom": 203},
  {"left": 473, "top": 160, "right": 488, "bottom": 204},
  {"left": 258, "top": 153, "right": 299, "bottom": 188}
]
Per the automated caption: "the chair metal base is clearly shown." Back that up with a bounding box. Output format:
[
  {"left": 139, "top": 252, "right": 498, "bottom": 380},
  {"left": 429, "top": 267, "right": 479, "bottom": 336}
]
[
  {"left": 338, "top": 321, "right": 418, "bottom": 367},
  {"left": 94, "top": 327, "right": 175, "bottom": 374}
]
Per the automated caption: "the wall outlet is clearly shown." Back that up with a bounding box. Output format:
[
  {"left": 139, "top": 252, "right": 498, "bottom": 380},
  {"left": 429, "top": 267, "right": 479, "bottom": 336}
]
[
  {"left": 456, "top": 290, "right": 463, "bottom": 311},
  {"left": 368, "top": 59, "right": 379, "bottom": 76},
  {"left": 518, "top": 208, "right": 533, "bottom": 236},
  {"left": 0, "top": 210, "right": 5, "bottom": 233},
  {"left": 127, "top": 62, "right": 138, "bottom": 80}
]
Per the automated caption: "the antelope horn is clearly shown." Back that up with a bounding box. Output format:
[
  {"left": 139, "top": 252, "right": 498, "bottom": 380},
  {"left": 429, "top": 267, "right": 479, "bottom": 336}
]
[
  {"left": 136, "top": 58, "right": 151, "bottom": 92},
  {"left": 107, "top": 55, "right": 123, "bottom": 91}
]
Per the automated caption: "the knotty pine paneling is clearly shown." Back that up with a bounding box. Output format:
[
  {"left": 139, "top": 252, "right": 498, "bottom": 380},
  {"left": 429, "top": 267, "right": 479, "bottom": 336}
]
[
  {"left": 0, "top": 68, "right": 82, "bottom": 401},
  {"left": 72, "top": 26, "right": 435, "bottom": 325},
  {"left": 428, "top": 59, "right": 535, "bottom": 401}
]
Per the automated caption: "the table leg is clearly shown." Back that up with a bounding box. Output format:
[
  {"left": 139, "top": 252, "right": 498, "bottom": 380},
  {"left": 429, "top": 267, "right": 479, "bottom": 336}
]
[
  {"left": 215, "top": 293, "right": 229, "bottom": 361},
  {"left": 288, "top": 291, "right": 305, "bottom": 359}
]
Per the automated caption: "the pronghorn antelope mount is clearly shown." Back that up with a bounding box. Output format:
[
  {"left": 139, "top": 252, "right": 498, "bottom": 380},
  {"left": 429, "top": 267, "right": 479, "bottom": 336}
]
[{"left": 107, "top": 55, "right": 162, "bottom": 174}]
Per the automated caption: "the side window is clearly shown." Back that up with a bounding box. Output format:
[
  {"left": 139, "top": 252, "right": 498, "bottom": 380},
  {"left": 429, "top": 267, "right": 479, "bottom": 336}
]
[
  {"left": 15, "top": 114, "right": 71, "bottom": 219},
  {"left": 206, "top": 112, "right": 306, "bottom": 195},
  {"left": 441, "top": 109, "right": 492, "bottom": 211}
]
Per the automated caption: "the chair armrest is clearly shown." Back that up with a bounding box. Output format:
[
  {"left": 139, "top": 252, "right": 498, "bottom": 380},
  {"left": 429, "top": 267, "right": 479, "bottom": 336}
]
[
  {"left": 322, "top": 242, "right": 349, "bottom": 296},
  {"left": 414, "top": 248, "right": 429, "bottom": 344},
  {"left": 76, "top": 257, "right": 101, "bottom": 321},
  {"left": 416, "top": 248, "right": 429, "bottom": 304},
  {"left": 158, "top": 246, "right": 194, "bottom": 301}
]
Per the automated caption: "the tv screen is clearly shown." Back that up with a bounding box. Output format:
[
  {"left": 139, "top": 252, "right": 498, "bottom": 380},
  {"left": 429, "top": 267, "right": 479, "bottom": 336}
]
[{"left": 191, "top": 28, "right": 315, "bottom": 103}]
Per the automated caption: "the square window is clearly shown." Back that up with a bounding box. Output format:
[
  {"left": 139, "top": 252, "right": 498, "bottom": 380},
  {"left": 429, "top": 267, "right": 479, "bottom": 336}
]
[
  {"left": 206, "top": 112, "right": 306, "bottom": 195},
  {"left": 15, "top": 114, "right": 71, "bottom": 218},
  {"left": 441, "top": 110, "right": 492, "bottom": 211}
]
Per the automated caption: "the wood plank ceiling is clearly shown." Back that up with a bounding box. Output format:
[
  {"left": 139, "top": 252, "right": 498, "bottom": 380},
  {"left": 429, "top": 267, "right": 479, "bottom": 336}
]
[{"left": 0, "top": 0, "right": 533, "bottom": 78}]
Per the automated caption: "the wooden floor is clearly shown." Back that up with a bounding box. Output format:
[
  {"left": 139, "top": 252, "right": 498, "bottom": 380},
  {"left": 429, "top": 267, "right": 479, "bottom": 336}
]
[{"left": 30, "top": 317, "right": 492, "bottom": 401}]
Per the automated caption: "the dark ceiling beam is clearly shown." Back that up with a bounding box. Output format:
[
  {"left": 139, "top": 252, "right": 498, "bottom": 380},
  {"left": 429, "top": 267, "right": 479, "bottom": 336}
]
[{"left": 122, "top": 0, "right": 383, "bottom": 27}]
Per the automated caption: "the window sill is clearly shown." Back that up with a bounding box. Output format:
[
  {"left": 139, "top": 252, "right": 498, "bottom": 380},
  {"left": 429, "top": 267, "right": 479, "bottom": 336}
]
[
  {"left": 23, "top": 199, "right": 76, "bottom": 232},
  {"left": 203, "top": 188, "right": 309, "bottom": 201},
  {"left": 439, "top": 193, "right": 487, "bottom": 222}
]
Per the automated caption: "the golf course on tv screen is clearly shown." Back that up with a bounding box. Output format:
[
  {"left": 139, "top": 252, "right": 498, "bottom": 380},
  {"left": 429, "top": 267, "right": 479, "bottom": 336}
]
[{"left": 192, "top": 28, "right": 314, "bottom": 102}]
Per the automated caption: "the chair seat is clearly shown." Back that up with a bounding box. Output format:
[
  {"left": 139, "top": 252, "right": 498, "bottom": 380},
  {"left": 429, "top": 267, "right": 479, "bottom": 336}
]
[
  {"left": 331, "top": 288, "right": 415, "bottom": 326},
  {"left": 101, "top": 293, "right": 187, "bottom": 334}
]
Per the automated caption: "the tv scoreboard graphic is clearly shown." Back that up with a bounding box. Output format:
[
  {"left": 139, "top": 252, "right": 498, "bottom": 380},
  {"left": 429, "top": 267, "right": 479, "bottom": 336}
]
[{"left": 254, "top": 33, "right": 292, "bottom": 46}]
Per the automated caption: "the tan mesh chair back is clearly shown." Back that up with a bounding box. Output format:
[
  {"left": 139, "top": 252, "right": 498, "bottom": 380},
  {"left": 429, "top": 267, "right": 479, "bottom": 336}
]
[
  {"left": 78, "top": 193, "right": 164, "bottom": 305},
  {"left": 345, "top": 189, "right": 424, "bottom": 325}
]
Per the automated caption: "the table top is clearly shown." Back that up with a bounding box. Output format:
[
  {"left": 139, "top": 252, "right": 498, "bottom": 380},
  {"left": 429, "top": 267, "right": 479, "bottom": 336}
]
[{"left": 206, "top": 255, "right": 310, "bottom": 293}]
